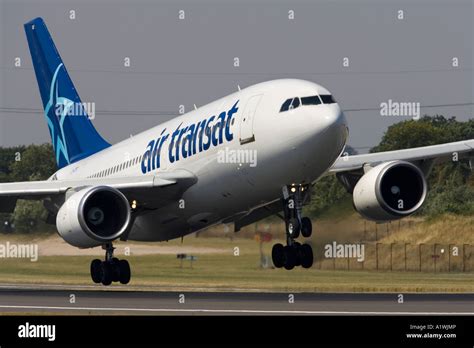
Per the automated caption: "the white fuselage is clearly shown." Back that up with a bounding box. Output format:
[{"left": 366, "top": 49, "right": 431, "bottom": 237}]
[{"left": 52, "top": 79, "right": 348, "bottom": 241}]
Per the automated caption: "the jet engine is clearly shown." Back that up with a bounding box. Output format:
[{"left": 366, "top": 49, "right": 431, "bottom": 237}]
[
  {"left": 352, "top": 161, "right": 427, "bottom": 221},
  {"left": 56, "top": 186, "right": 132, "bottom": 248}
]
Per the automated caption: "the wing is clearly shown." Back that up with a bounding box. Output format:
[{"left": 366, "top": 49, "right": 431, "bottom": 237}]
[
  {"left": 0, "top": 169, "right": 197, "bottom": 213},
  {"left": 328, "top": 139, "right": 473, "bottom": 193},
  {"left": 330, "top": 139, "right": 474, "bottom": 173}
]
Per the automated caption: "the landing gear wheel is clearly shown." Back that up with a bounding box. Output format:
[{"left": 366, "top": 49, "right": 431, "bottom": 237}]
[
  {"left": 111, "top": 258, "right": 121, "bottom": 282},
  {"left": 287, "top": 218, "right": 300, "bottom": 238},
  {"left": 90, "top": 259, "right": 102, "bottom": 283},
  {"left": 275, "top": 184, "right": 314, "bottom": 271},
  {"left": 301, "top": 217, "right": 312, "bottom": 238},
  {"left": 118, "top": 260, "right": 131, "bottom": 284},
  {"left": 92, "top": 243, "right": 132, "bottom": 286},
  {"left": 101, "top": 262, "right": 113, "bottom": 286},
  {"left": 283, "top": 245, "right": 297, "bottom": 270},
  {"left": 293, "top": 242, "right": 302, "bottom": 267},
  {"left": 300, "top": 244, "right": 314, "bottom": 269},
  {"left": 272, "top": 243, "right": 285, "bottom": 268}
]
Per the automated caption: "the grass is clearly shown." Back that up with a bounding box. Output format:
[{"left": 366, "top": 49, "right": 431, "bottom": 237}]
[{"left": 380, "top": 214, "right": 474, "bottom": 245}]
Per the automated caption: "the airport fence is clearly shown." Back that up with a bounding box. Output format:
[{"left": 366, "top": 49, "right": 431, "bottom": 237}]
[
  {"left": 313, "top": 243, "right": 473, "bottom": 272},
  {"left": 201, "top": 218, "right": 473, "bottom": 272}
]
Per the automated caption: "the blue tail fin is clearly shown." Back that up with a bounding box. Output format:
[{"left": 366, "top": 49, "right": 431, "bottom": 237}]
[{"left": 24, "top": 18, "right": 110, "bottom": 169}]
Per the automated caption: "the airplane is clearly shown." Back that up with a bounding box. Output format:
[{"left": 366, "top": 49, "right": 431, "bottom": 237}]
[{"left": 0, "top": 17, "right": 472, "bottom": 286}]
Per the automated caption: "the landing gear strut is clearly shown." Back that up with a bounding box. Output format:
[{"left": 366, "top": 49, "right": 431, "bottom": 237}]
[
  {"left": 90, "top": 243, "right": 131, "bottom": 286},
  {"left": 272, "top": 184, "right": 314, "bottom": 270}
]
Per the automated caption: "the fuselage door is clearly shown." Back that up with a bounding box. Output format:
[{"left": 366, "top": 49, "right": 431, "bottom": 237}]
[{"left": 239, "top": 94, "right": 263, "bottom": 144}]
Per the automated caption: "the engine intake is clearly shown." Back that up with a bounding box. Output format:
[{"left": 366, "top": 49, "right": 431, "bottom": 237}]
[
  {"left": 353, "top": 161, "right": 427, "bottom": 221},
  {"left": 56, "top": 186, "right": 131, "bottom": 248}
]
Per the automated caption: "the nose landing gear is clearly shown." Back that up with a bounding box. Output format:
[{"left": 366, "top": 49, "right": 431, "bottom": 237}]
[
  {"left": 272, "top": 184, "right": 314, "bottom": 270},
  {"left": 90, "top": 243, "right": 131, "bottom": 286}
]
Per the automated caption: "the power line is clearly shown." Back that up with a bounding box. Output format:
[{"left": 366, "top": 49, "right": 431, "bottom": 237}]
[
  {"left": 1, "top": 102, "right": 472, "bottom": 117},
  {"left": 0, "top": 65, "right": 470, "bottom": 77},
  {"left": 343, "top": 102, "right": 474, "bottom": 113},
  {"left": 0, "top": 107, "right": 176, "bottom": 117}
]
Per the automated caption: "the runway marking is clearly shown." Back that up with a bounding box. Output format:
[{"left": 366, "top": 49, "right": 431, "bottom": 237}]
[{"left": 0, "top": 305, "right": 472, "bottom": 315}]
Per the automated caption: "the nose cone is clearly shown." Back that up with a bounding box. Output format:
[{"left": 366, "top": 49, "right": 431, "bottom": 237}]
[
  {"left": 319, "top": 104, "right": 349, "bottom": 158},
  {"left": 324, "top": 104, "right": 347, "bottom": 131}
]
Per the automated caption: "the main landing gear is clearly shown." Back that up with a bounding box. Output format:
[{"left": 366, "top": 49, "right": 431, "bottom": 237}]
[
  {"left": 272, "top": 184, "right": 314, "bottom": 270},
  {"left": 90, "top": 243, "right": 131, "bottom": 286}
]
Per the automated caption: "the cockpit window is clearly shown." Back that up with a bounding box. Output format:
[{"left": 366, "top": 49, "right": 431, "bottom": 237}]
[
  {"left": 301, "top": 96, "right": 322, "bottom": 105},
  {"left": 281, "top": 94, "right": 336, "bottom": 112},
  {"left": 280, "top": 98, "right": 292, "bottom": 112},
  {"left": 320, "top": 94, "right": 336, "bottom": 104},
  {"left": 290, "top": 97, "right": 300, "bottom": 110},
  {"left": 280, "top": 97, "right": 301, "bottom": 112}
]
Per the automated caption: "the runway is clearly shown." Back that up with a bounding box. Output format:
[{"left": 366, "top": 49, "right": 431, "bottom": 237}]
[{"left": 0, "top": 284, "right": 472, "bottom": 315}]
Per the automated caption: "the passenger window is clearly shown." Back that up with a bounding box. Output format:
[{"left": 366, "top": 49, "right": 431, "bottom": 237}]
[
  {"left": 320, "top": 94, "right": 336, "bottom": 104},
  {"left": 301, "top": 96, "right": 322, "bottom": 105}
]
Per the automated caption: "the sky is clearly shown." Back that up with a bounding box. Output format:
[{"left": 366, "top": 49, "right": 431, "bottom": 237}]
[{"left": 0, "top": 0, "right": 472, "bottom": 152}]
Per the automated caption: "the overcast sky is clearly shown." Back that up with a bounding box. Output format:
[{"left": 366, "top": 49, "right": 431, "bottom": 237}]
[{"left": 0, "top": 0, "right": 472, "bottom": 152}]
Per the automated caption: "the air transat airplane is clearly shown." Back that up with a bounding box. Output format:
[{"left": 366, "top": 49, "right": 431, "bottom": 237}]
[{"left": 1, "top": 18, "right": 472, "bottom": 285}]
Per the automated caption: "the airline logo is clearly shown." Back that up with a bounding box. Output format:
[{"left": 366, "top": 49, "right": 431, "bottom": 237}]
[
  {"left": 44, "top": 63, "right": 71, "bottom": 165},
  {"left": 141, "top": 100, "right": 239, "bottom": 173}
]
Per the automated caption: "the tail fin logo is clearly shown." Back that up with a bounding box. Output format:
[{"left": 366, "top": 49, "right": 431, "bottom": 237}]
[
  {"left": 24, "top": 17, "right": 110, "bottom": 169},
  {"left": 44, "top": 63, "right": 71, "bottom": 165}
]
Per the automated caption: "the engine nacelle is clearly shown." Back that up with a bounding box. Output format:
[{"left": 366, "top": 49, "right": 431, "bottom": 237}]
[
  {"left": 353, "top": 161, "right": 427, "bottom": 221},
  {"left": 56, "top": 186, "right": 131, "bottom": 248}
]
